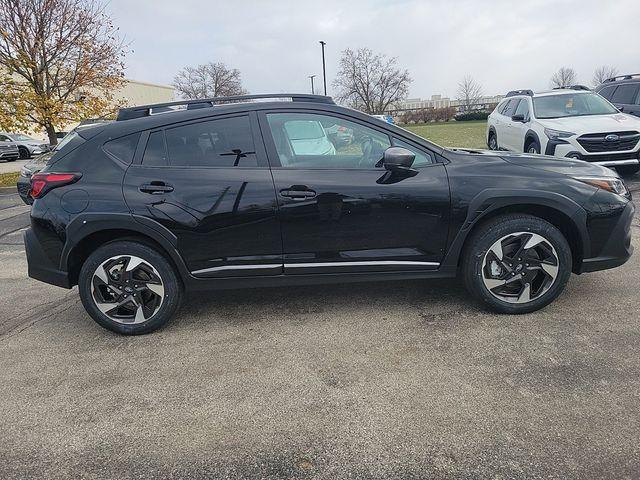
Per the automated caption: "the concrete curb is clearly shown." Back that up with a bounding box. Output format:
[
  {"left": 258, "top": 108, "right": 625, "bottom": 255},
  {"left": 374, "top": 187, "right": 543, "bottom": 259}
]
[{"left": 0, "top": 186, "right": 18, "bottom": 194}]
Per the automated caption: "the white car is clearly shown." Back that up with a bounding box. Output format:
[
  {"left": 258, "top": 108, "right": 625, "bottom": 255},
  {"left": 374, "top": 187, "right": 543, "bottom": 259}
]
[
  {"left": 487, "top": 87, "right": 640, "bottom": 176},
  {"left": 0, "top": 132, "right": 50, "bottom": 159}
]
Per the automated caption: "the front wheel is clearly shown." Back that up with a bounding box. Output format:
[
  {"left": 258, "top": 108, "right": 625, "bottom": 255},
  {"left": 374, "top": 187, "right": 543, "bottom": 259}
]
[
  {"left": 488, "top": 132, "right": 498, "bottom": 150},
  {"left": 615, "top": 165, "right": 640, "bottom": 177},
  {"left": 462, "top": 214, "right": 572, "bottom": 314},
  {"left": 78, "top": 241, "right": 183, "bottom": 335},
  {"left": 526, "top": 140, "right": 541, "bottom": 154},
  {"left": 18, "top": 147, "right": 30, "bottom": 160}
]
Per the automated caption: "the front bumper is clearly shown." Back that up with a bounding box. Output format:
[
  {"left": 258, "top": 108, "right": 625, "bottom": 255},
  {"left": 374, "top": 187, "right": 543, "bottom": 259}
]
[
  {"left": 547, "top": 141, "right": 640, "bottom": 167},
  {"left": 24, "top": 227, "right": 71, "bottom": 288},
  {"left": 578, "top": 200, "right": 635, "bottom": 273}
]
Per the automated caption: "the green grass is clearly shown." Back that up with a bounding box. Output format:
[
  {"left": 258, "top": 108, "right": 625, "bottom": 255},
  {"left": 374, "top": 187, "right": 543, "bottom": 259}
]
[
  {"left": 0, "top": 172, "right": 19, "bottom": 188},
  {"left": 403, "top": 120, "right": 488, "bottom": 149}
]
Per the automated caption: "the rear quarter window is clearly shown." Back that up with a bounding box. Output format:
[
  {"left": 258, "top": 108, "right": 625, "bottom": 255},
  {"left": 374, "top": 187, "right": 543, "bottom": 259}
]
[
  {"left": 103, "top": 133, "right": 141, "bottom": 164},
  {"left": 46, "top": 132, "right": 86, "bottom": 165}
]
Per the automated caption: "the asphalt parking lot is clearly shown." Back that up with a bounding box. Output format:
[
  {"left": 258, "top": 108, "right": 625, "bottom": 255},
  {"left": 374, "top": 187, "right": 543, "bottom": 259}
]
[{"left": 1, "top": 177, "right": 639, "bottom": 479}]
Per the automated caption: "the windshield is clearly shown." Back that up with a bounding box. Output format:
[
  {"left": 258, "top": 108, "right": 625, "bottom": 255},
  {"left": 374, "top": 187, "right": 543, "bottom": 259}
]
[
  {"left": 53, "top": 131, "right": 79, "bottom": 151},
  {"left": 533, "top": 93, "right": 618, "bottom": 119},
  {"left": 12, "top": 134, "right": 36, "bottom": 141}
]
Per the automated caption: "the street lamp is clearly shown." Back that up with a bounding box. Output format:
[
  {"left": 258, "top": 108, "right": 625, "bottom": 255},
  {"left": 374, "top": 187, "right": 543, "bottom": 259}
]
[
  {"left": 308, "top": 75, "right": 316, "bottom": 94},
  {"left": 319, "top": 40, "right": 327, "bottom": 95}
]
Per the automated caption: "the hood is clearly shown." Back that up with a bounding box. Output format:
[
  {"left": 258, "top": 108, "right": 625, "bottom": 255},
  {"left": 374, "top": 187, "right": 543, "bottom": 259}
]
[
  {"left": 499, "top": 152, "right": 617, "bottom": 177},
  {"left": 540, "top": 113, "right": 640, "bottom": 134}
]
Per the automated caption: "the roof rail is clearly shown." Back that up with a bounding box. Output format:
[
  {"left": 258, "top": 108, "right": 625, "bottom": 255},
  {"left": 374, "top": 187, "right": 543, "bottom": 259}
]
[
  {"left": 552, "top": 84, "right": 591, "bottom": 91},
  {"left": 505, "top": 89, "right": 533, "bottom": 97},
  {"left": 116, "top": 93, "right": 335, "bottom": 121},
  {"left": 603, "top": 73, "right": 640, "bottom": 83}
]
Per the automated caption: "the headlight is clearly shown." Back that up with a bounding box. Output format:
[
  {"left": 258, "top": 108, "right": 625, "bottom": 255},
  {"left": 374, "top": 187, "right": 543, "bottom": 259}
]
[
  {"left": 575, "top": 176, "right": 628, "bottom": 196},
  {"left": 544, "top": 128, "right": 575, "bottom": 140},
  {"left": 19, "top": 166, "right": 32, "bottom": 178}
]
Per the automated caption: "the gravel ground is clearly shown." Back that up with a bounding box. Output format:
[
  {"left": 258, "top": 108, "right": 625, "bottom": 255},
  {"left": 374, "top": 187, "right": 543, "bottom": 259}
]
[{"left": 0, "top": 177, "right": 639, "bottom": 479}]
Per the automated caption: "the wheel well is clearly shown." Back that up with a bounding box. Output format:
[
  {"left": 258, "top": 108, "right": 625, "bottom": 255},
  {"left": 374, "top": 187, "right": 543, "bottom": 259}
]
[
  {"left": 67, "top": 229, "right": 182, "bottom": 286},
  {"left": 524, "top": 135, "right": 538, "bottom": 150},
  {"left": 459, "top": 204, "right": 583, "bottom": 272}
]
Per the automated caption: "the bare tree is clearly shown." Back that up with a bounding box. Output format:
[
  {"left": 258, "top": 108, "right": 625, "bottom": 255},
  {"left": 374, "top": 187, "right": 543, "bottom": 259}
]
[
  {"left": 333, "top": 48, "right": 411, "bottom": 114},
  {"left": 0, "top": 0, "right": 126, "bottom": 144},
  {"left": 550, "top": 67, "right": 577, "bottom": 89},
  {"left": 456, "top": 76, "right": 484, "bottom": 112},
  {"left": 592, "top": 66, "right": 618, "bottom": 87},
  {"left": 173, "top": 62, "right": 248, "bottom": 99}
]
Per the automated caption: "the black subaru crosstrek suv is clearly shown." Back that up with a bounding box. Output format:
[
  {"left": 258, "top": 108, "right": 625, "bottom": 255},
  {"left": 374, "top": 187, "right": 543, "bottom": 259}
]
[
  {"left": 596, "top": 73, "right": 640, "bottom": 118},
  {"left": 24, "top": 94, "right": 634, "bottom": 335}
]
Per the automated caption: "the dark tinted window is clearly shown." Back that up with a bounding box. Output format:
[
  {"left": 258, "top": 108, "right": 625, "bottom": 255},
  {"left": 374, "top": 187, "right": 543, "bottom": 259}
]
[
  {"left": 0, "top": 134, "right": 10, "bottom": 142},
  {"left": 611, "top": 84, "right": 639, "bottom": 104},
  {"left": 392, "top": 138, "right": 433, "bottom": 166},
  {"left": 142, "top": 131, "right": 167, "bottom": 166},
  {"left": 597, "top": 85, "right": 616, "bottom": 100},
  {"left": 103, "top": 132, "right": 140, "bottom": 164},
  {"left": 165, "top": 116, "right": 257, "bottom": 167}
]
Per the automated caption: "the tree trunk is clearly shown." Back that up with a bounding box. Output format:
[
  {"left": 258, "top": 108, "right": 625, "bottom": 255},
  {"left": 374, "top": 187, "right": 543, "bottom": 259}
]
[{"left": 45, "top": 123, "right": 58, "bottom": 146}]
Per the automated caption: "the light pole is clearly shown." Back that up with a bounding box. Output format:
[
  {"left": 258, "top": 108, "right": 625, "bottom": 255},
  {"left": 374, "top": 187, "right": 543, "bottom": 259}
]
[
  {"left": 319, "top": 40, "right": 327, "bottom": 95},
  {"left": 308, "top": 75, "right": 316, "bottom": 94}
]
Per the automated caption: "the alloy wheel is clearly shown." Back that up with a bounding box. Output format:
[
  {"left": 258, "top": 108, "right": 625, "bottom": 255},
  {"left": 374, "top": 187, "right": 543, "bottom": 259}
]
[
  {"left": 91, "top": 255, "right": 165, "bottom": 324},
  {"left": 481, "top": 232, "right": 559, "bottom": 304}
]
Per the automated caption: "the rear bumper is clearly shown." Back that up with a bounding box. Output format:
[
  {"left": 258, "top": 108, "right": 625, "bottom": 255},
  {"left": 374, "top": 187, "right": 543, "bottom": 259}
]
[
  {"left": 24, "top": 227, "right": 71, "bottom": 288},
  {"left": 578, "top": 201, "right": 635, "bottom": 273},
  {"left": 0, "top": 152, "right": 19, "bottom": 160}
]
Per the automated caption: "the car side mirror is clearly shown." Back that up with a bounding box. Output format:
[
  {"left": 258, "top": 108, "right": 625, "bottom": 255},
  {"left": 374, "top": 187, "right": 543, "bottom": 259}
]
[
  {"left": 511, "top": 114, "right": 526, "bottom": 122},
  {"left": 382, "top": 147, "right": 415, "bottom": 172}
]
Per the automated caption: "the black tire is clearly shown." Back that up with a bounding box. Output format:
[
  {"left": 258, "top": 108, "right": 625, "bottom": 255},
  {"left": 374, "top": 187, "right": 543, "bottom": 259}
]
[
  {"left": 615, "top": 165, "right": 640, "bottom": 177},
  {"left": 78, "top": 241, "right": 183, "bottom": 335},
  {"left": 488, "top": 131, "right": 498, "bottom": 150},
  {"left": 525, "top": 139, "right": 541, "bottom": 154},
  {"left": 18, "top": 147, "right": 30, "bottom": 160},
  {"left": 462, "top": 214, "right": 572, "bottom": 314}
]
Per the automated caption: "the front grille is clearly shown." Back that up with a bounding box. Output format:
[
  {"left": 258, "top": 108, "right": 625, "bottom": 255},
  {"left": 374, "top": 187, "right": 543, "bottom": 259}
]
[
  {"left": 581, "top": 151, "right": 639, "bottom": 162},
  {"left": 577, "top": 131, "right": 640, "bottom": 152}
]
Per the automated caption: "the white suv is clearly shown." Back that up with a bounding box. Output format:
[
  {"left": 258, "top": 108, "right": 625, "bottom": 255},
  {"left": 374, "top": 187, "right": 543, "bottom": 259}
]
[{"left": 487, "top": 87, "right": 640, "bottom": 176}]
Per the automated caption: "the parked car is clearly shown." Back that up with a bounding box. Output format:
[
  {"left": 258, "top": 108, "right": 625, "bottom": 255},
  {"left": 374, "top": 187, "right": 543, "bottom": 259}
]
[
  {"left": 24, "top": 94, "right": 634, "bottom": 335},
  {"left": 0, "top": 132, "right": 50, "bottom": 159},
  {"left": 596, "top": 73, "right": 640, "bottom": 118},
  {"left": 0, "top": 134, "right": 20, "bottom": 162},
  {"left": 487, "top": 86, "right": 640, "bottom": 176},
  {"left": 372, "top": 114, "right": 395, "bottom": 124}
]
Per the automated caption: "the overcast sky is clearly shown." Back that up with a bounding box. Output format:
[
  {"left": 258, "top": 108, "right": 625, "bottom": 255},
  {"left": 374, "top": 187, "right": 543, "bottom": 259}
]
[{"left": 108, "top": 0, "right": 639, "bottom": 100}]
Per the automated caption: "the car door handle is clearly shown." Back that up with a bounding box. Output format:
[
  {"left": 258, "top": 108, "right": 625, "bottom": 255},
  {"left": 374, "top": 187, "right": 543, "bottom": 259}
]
[
  {"left": 279, "top": 185, "right": 317, "bottom": 200},
  {"left": 139, "top": 182, "right": 174, "bottom": 194}
]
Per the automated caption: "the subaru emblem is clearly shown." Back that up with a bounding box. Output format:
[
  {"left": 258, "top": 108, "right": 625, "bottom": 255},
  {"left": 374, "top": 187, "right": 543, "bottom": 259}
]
[{"left": 605, "top": 134, "right": 620, "bottom": 142}]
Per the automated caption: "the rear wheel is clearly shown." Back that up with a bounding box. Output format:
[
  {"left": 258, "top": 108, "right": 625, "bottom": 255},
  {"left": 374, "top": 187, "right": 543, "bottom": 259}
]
[
  {"left": 78, "top": 241, "right": 183, "bottom": 335},
  {"left": 615, "top": 165, "right": 640, "bottom": 177},
  {"left": 462, "top": 214, "right": 572, "bottom": 314}
]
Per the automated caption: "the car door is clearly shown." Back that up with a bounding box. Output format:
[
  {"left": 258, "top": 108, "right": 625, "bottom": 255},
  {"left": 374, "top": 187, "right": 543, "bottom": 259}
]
[
  {"left": 259, "top": 110, "right": 450, "bottom": 274},
  {"left": 501, "top": 99, "right": 521, "bottom": 151},
  {"left": 494, "top": 99, "right": 513, "bottom": 149},
  {"left": 123, "top": 112, "right": 283, "bottom": 277},
  {"left": 510, "top": 98, "right": 531, "bottom": 151}
]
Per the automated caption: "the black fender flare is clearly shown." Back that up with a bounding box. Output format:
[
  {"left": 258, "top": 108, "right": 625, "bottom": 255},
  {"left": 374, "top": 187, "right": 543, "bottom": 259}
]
[
  {"left": 60, "top": 213, "right": 190, "bottom": 278},
  {"left": 441, "top": 188, "right": 590, "bottom": 268},
  {"left": 523, "top": 129, "right": 541, "bottom": 151}
]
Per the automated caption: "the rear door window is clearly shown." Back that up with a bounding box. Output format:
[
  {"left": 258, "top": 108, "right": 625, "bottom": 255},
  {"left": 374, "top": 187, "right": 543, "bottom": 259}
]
[
  {"left": 165, "top": 116, "right": 257, "bottom": 167},
  {"left": 597, "top": 85, "right": 616, "bottom": 101},
  {"left": 610, "top": 84, "right": 639, "bottom": 104},
  {"left": 142, "top": 131, "right": 168, "bottom": 166}
]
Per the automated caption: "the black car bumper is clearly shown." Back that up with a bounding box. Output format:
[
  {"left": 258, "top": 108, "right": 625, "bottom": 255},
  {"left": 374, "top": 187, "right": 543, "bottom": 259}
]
[
  {"left": 578, "top": 200, "right": 635, "bottom": 273},
  {"left": 24, "top": 227, "right": 71, "bottom": 289}
]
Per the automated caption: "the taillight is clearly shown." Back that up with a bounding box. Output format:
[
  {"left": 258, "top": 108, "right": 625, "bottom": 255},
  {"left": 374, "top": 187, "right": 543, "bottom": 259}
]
[{"left": 30, "top": 172, "right": 81, "bottom": 199}]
